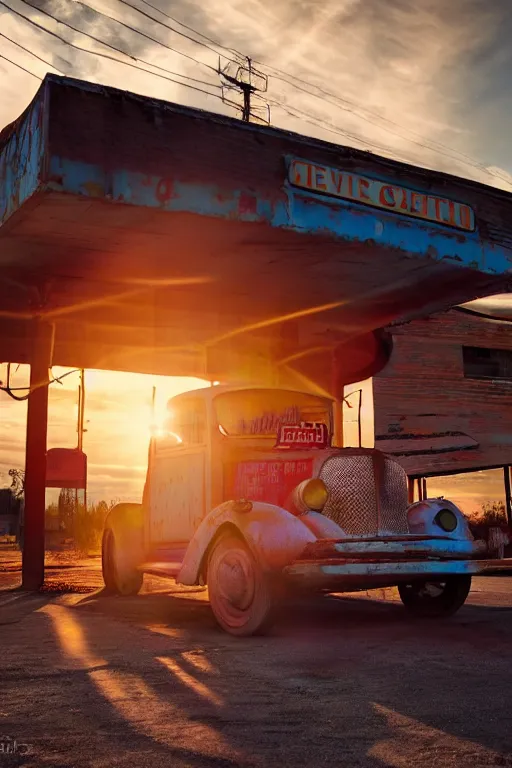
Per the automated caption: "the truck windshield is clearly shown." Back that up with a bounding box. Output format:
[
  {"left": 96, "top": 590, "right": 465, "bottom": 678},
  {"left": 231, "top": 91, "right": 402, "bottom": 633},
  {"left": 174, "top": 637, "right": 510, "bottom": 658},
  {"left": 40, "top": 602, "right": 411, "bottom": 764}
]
[{"left": 214, "top": 389, "right": 332, "bottom": 437}]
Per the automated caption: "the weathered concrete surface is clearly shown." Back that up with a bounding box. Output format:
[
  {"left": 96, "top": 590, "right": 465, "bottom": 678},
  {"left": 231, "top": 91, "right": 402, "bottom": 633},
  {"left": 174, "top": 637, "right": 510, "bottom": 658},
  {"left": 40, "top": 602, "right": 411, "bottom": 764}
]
[
  {"left": 0, "top": 547, "right": 103, "bottom": 592},
  {"left": 1, "top": 551, "right": 511, "bottom": 768}
]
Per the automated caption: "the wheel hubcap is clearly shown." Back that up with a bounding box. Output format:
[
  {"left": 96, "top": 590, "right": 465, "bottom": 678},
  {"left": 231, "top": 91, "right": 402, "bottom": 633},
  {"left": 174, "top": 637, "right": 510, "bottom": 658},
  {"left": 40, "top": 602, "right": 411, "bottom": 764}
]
[
  {"left": 418, "top": 581, "right": 446, "bottom": 599},
  {"left": 215, "top": 548, "right": 255, "bottom": 615}
]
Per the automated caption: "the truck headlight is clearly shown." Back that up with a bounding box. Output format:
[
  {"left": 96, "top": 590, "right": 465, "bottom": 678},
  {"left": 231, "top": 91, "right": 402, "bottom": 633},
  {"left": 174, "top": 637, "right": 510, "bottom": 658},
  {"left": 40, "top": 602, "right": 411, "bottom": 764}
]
[
  {"left": 435, "top": 508, "right": 458, "bottom": 533},
  {"left": 293, "top": 478, "right": 329, "bottom": 514}
]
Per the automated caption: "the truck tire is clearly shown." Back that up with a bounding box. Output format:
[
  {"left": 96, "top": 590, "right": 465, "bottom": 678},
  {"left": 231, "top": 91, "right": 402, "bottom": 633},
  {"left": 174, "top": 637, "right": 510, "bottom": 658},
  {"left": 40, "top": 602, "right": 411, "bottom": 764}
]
[
  {"left": 101, "top": 527, "right": 144, "bottom": 597},
  {"left": 398, "top": 575, "right": 471, "bottom": 617},
  {"left": 207, "top": 530, "right": 275, "bottom": 637}
]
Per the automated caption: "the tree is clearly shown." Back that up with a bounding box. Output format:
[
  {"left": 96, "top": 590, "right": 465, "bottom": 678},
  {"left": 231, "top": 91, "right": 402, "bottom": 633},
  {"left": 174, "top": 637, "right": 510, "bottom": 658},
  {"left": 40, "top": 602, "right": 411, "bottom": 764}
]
[
  {"left": 473, "top": 500, "right": 507, "bottom": 526},
  {"left": 8, "top": 468, "right": 25, "bottom": 499},
  {"left": 58, "top": 488, "right": 76, "bottom": 532}
]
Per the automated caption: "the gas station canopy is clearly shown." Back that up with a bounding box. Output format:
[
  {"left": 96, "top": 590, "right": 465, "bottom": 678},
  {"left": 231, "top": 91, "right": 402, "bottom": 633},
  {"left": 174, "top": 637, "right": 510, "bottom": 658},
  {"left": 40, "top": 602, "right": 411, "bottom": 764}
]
[{"left": 1, "top": 74, "right": 511, "bottom": 391}]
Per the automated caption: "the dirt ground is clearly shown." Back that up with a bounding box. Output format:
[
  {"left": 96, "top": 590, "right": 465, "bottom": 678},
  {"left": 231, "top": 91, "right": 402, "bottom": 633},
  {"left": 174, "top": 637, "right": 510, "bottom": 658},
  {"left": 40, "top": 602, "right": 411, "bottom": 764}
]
[{"left": 1, "top": 547, "right": 512, "bottom": 768}]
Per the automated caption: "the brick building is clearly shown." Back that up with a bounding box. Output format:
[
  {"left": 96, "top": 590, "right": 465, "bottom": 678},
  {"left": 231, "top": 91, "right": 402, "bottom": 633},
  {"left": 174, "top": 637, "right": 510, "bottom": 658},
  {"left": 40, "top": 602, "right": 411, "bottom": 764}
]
[{"left": 348, "top": 308, "right": 512, "bottom": 523}]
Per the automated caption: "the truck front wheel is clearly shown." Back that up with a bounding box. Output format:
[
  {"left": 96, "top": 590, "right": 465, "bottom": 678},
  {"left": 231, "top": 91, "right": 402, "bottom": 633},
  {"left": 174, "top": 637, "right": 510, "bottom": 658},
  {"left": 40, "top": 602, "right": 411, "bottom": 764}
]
[
  {"left": 102, "top": 527, "right": 143, "bottom": 596},
  {"left": 207, "top": 531, "right": 275, "bottom": 637},
  {"left": 398, "top": 575, "right": 471, "bottom": 617}
]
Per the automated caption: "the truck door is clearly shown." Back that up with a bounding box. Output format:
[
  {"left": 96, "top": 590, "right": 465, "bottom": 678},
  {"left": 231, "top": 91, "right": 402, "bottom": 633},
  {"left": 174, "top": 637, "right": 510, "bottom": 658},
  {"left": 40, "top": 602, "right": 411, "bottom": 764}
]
[{"left": 148, "top": 398, "right": 207, "bottom": 544}]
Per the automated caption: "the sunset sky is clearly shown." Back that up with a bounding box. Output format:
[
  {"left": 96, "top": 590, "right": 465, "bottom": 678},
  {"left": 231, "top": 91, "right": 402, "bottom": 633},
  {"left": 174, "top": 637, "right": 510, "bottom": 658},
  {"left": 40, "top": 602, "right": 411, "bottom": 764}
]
[
  {"left": 1, "top": 0, "right": 512, "bottom": 505},
  {"left": 0, "top": 365, "right": 208, "bottom": 502}
]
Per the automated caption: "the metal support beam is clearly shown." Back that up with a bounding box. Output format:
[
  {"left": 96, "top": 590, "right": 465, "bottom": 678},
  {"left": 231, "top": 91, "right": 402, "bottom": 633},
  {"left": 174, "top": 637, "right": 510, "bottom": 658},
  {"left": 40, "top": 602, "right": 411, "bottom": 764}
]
[
  {"left": 21, "top": 321, "right": 54, "bottom": 590},
  {"left": 407, "top": 477, "right": 414, "bottom": 505},
  {"left": 504, "top": 466, "right": 512, "bottom": 527}
]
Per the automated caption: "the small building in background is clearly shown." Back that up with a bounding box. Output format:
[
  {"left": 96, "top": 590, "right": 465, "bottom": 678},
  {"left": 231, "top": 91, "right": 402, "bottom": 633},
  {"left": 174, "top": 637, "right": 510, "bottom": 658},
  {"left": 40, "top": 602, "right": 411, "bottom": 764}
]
[
  {"left": 368, "top": 308, "right": 512, "bottom": 524},
  {"left": 0, "top": 487, "right": 21, "bottom": 536}
]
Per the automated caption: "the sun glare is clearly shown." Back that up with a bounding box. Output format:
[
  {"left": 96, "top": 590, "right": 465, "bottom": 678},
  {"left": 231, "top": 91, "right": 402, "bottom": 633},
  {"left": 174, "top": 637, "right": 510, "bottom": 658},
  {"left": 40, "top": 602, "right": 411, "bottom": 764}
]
[{"left": 0, "top": 364, "right": 210, "bottom": 501}]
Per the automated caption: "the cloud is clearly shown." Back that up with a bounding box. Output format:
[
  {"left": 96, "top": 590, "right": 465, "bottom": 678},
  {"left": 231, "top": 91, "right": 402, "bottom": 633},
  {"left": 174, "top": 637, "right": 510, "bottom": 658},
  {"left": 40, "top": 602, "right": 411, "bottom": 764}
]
[{"left": 2, "top": 0, "right": 512, "bottom": 187}]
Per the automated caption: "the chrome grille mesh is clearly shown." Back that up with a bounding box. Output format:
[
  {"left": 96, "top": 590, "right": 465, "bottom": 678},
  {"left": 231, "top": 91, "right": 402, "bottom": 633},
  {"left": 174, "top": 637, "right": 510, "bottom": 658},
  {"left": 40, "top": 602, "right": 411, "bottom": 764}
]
[
  {"left": 380, "top": 457, "right": 409, "bottom": 534},
  {"left": 319, "top": 453, "right": 408, "bottom": 535},
  {"left": 320, "top": 455, "right": 377, "bottom": 534}
]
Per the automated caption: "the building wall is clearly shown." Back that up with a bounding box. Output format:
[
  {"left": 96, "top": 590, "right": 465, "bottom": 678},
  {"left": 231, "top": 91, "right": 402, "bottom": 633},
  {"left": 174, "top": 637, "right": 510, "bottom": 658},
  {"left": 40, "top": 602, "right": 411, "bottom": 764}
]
[{"left": 373, "top": 309, "right": 512, "bottom": 476}]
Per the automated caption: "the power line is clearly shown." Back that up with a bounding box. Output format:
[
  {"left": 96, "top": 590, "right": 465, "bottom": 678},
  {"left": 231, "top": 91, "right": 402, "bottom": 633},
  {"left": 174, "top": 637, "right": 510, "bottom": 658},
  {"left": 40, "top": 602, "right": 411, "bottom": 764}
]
[
  {"left": 107, "top": 0, "right": 510, "bottom": 186},
  {"left": 46, "top": 0, "right": 222, "bottom": 73},
  {"left": 18, "top": 0, "right": 139, "bottom": 59},
  {"left": 105, "top": 0, "right": 508, "bottom": 183},
  {"left": 0, "top": 31, "right": 66, "bottom": 74},
  {"left": 20, "top": 0, "right": 222, "bottom": 77},
  {"left": 267, "top": 97, "right": 418, "bottom": 165},
  {"left": 12, "top": 0, "right": 402, "bottom": 152},
  {"left": 0, "top": 365, "right": 80, "bottom": 401},
  {"left": 136, "top": 0, "right": 244, "bottom": 59},
  {"left": 257, "top": 64, "right": 512, "bottom": 186},
  {"left": 0, "top": 2, "right": 224, "bottom": 99},
  {"left": 3, "top": 0, "right": 509, "bottom": 186},
  {"left": 110, "top": 0, "right": 240, "bottom": 62},
  {"left": 0, "top": 52, "right": 40, "bottom": 79},
  {"left": 273, "top": 101, "right": 430, "bottom": 163}
]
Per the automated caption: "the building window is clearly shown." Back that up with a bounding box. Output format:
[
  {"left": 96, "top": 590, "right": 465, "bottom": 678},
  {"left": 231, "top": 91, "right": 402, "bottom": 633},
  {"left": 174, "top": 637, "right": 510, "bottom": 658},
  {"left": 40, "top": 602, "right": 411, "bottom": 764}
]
[
  {"left": 462, "top": 346, "right": 512, "bottom": 380},
  {"left": 343, "top": 378, "right": 374, "bottom": 448},
  {"left": 426, "top": 468, "right": 508, "bottom": 523}
]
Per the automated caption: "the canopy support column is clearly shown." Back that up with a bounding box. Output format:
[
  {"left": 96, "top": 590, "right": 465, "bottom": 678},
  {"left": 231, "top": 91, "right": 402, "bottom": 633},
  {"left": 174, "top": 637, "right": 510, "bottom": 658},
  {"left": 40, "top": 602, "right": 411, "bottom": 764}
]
[{"left": 22, "top": 321, "right": 54, "bottom": 591}]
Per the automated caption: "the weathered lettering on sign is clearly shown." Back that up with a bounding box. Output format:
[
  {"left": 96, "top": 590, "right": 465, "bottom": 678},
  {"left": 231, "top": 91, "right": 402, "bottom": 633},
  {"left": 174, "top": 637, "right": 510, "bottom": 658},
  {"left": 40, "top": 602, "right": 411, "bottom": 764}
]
[
  {"left": 234, "top": 459, "right": 313, "bottom": 505},
  {"left": 238, "top": 406, "right": 301, "bottom": 436},
  {"left": 288, "top": 158, "right": 475, "bottom": 232},
  {"left": 276, "top": 422, "right": 330, "bottom": 449}
]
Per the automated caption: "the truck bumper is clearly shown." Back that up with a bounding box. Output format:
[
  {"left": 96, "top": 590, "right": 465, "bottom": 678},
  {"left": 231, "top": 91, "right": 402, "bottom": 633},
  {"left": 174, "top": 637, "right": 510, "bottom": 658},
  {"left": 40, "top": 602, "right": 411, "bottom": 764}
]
[{"left": 283, "top": 558, "right": 512, "bottom": 590}]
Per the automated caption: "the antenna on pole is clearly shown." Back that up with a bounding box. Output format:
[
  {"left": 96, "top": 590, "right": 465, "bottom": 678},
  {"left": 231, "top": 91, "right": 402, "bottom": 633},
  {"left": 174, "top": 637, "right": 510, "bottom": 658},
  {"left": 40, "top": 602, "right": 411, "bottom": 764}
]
[
  {"left": 218, "top": 56, "right": 270, "bottom": 124},
  {"left": 151, "top": 386, "right": 156, "bottom": 429}
]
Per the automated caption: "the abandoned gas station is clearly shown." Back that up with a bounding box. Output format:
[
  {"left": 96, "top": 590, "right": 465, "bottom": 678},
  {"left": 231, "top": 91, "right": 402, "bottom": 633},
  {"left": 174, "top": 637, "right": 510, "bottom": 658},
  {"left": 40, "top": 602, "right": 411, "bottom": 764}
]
[{"left": 1, "top": 73, "right": 512, "bottom": 590}]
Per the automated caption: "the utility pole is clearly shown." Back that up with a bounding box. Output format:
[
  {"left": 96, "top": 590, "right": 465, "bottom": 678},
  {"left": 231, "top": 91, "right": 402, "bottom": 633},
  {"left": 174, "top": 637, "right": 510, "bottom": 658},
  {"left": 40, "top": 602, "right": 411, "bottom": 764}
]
[
  {"left": 77, "top": 369, "right": 85, "bottom": 453},
  {"left": 76, "top": 369, "right": 86, "bottom": 509},
  {"left": 218, "top": 56, "right": 270, "bottom": 124},
  {"left": 22, "top": 320, "right": 54, "bottom": 590},
  {"left": 242, "top": 57, "right": 253, "bottom": 123}
]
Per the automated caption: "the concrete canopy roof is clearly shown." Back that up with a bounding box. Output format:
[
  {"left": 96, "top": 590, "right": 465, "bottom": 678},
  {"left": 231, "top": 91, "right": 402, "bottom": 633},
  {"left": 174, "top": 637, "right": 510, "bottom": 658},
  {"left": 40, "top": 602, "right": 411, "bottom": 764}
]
[{"left": 1, "top": 74, "right": 511, "bottom": 393}]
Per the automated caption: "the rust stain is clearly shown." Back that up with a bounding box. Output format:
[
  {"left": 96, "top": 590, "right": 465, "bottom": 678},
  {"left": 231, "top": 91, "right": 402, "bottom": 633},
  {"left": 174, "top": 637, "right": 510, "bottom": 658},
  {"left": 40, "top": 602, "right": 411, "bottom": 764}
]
[
  {"left": 81, "top": 181, "right": 104, "bottom": 198},
  {"left": 238, "top": 192, "right": 257, "bottom": 216},
  {"left": 155, "top": 178, "right": 175, "bottom": 204},
  {"left": 48, "top": 174, "right": 64, "bottom": 188}
]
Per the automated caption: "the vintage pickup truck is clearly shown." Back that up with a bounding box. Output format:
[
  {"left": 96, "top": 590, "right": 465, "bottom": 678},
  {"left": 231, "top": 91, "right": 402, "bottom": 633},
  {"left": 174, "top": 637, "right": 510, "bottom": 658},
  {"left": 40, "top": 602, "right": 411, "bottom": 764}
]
[{"left": 102, "top": 386, "right": 511, "bottom": 635}]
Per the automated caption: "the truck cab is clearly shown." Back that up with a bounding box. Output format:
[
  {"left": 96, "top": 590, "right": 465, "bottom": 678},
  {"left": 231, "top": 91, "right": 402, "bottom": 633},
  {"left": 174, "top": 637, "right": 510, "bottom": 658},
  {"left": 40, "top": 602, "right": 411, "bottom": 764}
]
[{"left": 102, "top": 386, "right": 511, "bottom": 636}]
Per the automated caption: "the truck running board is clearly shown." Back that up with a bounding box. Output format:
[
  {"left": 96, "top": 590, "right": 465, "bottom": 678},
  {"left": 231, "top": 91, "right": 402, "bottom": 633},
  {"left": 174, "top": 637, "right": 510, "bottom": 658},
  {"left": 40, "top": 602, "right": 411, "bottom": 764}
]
[
  {"left": 138, "top": 562, "right": 183, "bottom": 578},
  {"left": 138, "top": 546, "right": 188, "bottom": 579}
]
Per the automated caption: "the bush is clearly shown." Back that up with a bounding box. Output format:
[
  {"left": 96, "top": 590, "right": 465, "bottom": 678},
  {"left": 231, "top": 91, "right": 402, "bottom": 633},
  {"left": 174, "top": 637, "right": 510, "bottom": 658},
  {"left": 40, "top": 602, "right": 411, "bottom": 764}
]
[
  {"left": 72, "top": 500, "right": 115, "bottom": 555},
  {"left": 45, "top": 497, "right": 116, "bottom": 555},
  {"left": 471, "top": 500, "right": 508, "bottom": 528}
]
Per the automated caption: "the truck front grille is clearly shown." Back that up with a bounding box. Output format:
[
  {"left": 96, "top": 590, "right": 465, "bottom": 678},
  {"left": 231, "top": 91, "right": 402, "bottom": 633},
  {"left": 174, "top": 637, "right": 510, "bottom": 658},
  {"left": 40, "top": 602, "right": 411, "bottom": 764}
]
[{"left": 319, "top": 451, "right": 409, "bottom": 535}]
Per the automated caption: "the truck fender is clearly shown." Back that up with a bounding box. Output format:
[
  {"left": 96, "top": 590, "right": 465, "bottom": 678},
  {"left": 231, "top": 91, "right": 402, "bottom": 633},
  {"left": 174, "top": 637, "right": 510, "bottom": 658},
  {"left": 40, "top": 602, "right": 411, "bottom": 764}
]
[
  {"left": 407, "top": 499, "right": 472, "bottom": 540},
  {"left": 177, "top": 501, "right": 316, "bottom": 586}
]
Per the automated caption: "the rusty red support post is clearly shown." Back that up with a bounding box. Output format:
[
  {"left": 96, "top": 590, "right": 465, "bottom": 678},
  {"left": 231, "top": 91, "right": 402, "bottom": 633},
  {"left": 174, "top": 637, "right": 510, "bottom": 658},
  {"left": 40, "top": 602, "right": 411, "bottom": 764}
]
[
  {"left": 22, "top": 321, "right": 54, "bottom": 591},
  {"left": 504, "top": 466, "right": 512, "bottom": 527}
]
